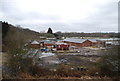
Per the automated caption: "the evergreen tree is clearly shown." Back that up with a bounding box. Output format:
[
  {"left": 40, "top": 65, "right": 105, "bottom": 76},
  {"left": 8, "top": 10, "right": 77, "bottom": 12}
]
[
  {"left": 2, "top": 21, "right": 9, "bottom": 38},
  {"left": 47, "top": 27, "right": 53, "bottom": 34}
]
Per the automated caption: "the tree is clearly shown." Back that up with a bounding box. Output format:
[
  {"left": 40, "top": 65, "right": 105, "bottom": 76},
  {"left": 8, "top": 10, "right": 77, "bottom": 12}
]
[
  {"left": 47, "top": 27, "right": 53, "bottom": 34},
  {"left": 2, "top": 21, "right": 9, "bottom": 38},
  {"left": 44, "top": 33, "right": 55, "bottom": 38}
]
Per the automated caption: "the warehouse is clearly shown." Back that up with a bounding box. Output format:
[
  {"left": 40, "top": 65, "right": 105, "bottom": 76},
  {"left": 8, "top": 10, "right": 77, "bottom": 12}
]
[{"left": 62, "top": 38, "right": 105, "bottom": 47}]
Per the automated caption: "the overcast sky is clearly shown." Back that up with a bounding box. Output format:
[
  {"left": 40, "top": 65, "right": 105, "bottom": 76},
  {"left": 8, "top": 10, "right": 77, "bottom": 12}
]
[{"left": 0, "top": 0, "right": 119, "bottom": 33}]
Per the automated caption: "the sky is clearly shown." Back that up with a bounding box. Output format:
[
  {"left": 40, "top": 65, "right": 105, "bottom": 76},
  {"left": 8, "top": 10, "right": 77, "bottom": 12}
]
[{"left": 0, "top": 0, "right": 119, "bottom": 33}]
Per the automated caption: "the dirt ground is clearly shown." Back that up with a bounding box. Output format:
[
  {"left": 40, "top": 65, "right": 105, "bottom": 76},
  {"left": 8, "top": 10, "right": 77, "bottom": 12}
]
[{"left": 0, "top": 52, "right": 2, "bottom": 79}]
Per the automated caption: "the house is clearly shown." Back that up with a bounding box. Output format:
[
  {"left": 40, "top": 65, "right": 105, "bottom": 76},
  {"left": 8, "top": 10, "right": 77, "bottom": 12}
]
[
  {"left": 39, "top": 40, "right": 55, "bottom": 50},
  {"left": 56, "top": 42, "right": 69, "bottom": 50},
  {"left": 31, "top": 40, "right": 40, "bottom": 48},
  {"left": 62, "top": 38, "right": 105, "bottom": 47}
]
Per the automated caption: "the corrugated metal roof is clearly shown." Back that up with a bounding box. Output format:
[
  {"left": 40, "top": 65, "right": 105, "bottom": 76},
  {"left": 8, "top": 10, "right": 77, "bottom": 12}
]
[
  {"left": 31, "top": 40, "right": 39, "bottom": 44},
  {"left": 106, "top": 41, "right": 120, "bottom": 45},
  {"left": 40, "top": 40, "right": 54, "bottom": 44},
  {"left": 56, "top": 42, "right": 68, "bottom": 45},
  {"left": 63, "top": 38, "right": 98, "bottom": 43},
  {"left": 89, "top": 39, "right": 98, "bottom": 42},
  {"left": 99, "top": 38, "right": 120, "bottom": 41}
]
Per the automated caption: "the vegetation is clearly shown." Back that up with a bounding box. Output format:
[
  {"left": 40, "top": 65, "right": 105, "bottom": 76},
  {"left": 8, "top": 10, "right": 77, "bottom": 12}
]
[
  {"left": 96, "top": 46, "right": 119, "bottom": 77},
  {"left": 2, "top": 21, "right": 40, "bottom": 78},
  {"left": 2, "top": 21, "right": 119, "bottom": 80},
  {"left": 86, "top": 46, "right": 119, "bottom": 78},
  {"left": 40, "top": 31, "right": 119, "bottom": 39},
  {"left": 54, "top": 32, "right": 119, "bottom": 38},
  {"left": 47, "top": 27, "right": 53, "bottom": 34},
  {"left": 2, "top": 22, "right": 40, "bottom": 52},
  {"left": 2, "top": 21, "right": 9, "bottom": 39},
  {"left": 42, "top": 33, "right": 55, "bottom": 38}
]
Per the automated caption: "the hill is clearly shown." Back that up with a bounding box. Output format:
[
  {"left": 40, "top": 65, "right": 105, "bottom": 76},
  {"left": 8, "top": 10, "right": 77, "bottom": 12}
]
[{"left": 1, "top": 21, "right": 40, "bottom": 52}]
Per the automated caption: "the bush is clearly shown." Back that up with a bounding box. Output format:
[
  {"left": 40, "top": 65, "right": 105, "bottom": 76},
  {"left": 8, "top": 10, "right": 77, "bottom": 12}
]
[{"left": 95, "top": 46, "right": 119, "bottom": 77}]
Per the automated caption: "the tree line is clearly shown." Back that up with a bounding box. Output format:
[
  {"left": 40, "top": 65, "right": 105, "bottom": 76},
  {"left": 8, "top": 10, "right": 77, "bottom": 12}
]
[
  {"left": 54, "top": 32, "right": 119, "bottom": 38},
  {"left": 40, "top": 28, "right": 119, "bottom": 38}
]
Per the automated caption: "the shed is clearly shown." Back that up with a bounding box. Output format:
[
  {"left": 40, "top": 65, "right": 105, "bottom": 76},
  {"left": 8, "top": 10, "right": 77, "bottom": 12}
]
[
  {"left": 39, "top": 40, "right": 55, "bottom": 49},
  {"left": 56, "top": 42, "right": 69, "bottom": 50},
  {"left": 31, "top": 40, "right": 40, "bottom": 48}
]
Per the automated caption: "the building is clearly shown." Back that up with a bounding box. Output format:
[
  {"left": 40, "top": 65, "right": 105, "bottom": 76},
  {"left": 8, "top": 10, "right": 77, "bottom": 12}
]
[
  {"left": 56, "top": 42, "right": 69, "bottom": 50},
  {"left": 100, "top": 38, "right": 120, "bottom": 46},
  {"left": 39, "top": 40, "right": 55, "bottom": 50},
  {"left": 31, "top": 40, "right": 40, "bottom": 48},
  {"left": 39, "top": 41, "right": 44, "bottom": 48},
  {"left": 62, "top": 38, "right": 105, "bottom": 47}
]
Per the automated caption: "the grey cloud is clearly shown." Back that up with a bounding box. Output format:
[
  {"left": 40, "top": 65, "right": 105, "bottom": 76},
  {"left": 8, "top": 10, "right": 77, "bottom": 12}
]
[
  {"left": 0, "top": 0, "right": 118, "bottom": 32},
  {"left": 0, "top": 0, "right": 61, "bottom": 25},
  {"left": 70, "top": 2, "right": 118, "bottom": 32},
  {"left": 28, "top": 1, "right": 118, "bottom": 33}
]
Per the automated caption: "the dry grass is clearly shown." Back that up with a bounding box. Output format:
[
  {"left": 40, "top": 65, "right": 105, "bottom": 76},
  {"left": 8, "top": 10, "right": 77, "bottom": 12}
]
[{"left": 18, "top": 72, "right": 35, "bottom": 79}]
